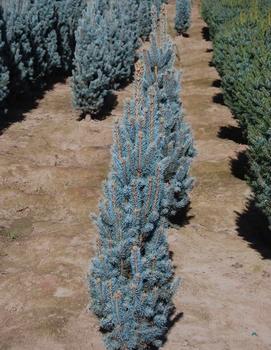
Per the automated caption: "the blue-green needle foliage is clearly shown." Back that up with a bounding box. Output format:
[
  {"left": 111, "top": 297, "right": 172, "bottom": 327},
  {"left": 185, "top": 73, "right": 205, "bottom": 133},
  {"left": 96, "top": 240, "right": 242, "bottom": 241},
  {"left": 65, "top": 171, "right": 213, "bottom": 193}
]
[
  {"left": 28, "top": 0, "right": 61, "bottom": 83},
  {"left": 0, "top": 0, "right": 84, "bottom": 109},
  {"left": 142, "top": 5, "right": 195, "bottom": 216},
  {"left": 72, "top": 0, "right": 165, "bottom": 116},
  {"left": 175, "top": 0, "right": 191, "bottom": 34},
  {"left": 0, "top": 8, "right": 9, "bottom": 113},
  {"left": 72, "top": 1, "right": 111, "bottom": 115},
  {"left": 90, "top": 59, "right": 178, "bottom": 349},
  {"left": 202, "top": 0, "right": 271, "bottom": 229},
  {"left": 248, "top": 125, "right": 271, "bottom": 231},
  {"left": 1, "top": 0, "right": 34, "bottom": 95},
  {"left": 56, "top": 0, "right": 86, "bottom": 73}
]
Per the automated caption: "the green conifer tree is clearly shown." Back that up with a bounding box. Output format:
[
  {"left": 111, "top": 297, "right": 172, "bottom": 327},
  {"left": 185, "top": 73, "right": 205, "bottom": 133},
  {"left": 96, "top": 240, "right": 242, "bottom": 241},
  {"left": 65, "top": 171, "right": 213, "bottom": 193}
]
[
  {"left": 175, "top": 0, "right": 191, "bottom": 35},
  {"left": 0, "top": 6, "right": 9, "bottom": 113}
]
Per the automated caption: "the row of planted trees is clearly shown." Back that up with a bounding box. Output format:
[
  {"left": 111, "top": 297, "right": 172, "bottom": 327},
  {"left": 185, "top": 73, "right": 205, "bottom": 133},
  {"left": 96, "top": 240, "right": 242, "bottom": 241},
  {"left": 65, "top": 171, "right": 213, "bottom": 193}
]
[
  {"left": 72, "top": 0, "right": 165, "bottom": 116},
  {"left": 202, "top": 0, "right": 271, "bottom": 231},
  {"left": 89, "top": 4, "right": 195, "bottom": 349},
  {"left": 0, "top": 0, "right": 85, "bottom": 113},
  {"left": 0, "top": 0, "right": 164, "bottom": 117}
]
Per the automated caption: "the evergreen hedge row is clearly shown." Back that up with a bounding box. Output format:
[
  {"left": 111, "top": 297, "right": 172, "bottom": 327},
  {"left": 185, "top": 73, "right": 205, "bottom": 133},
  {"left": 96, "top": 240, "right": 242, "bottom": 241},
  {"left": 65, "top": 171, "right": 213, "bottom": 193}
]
[
  {"left": 0, "top": 0, "right": 85, "bottom": 114},
  {"left": 201, "top": 0, "right": 271, "bottom": 230},
  {"left": 89, "top": 5, "right": 195, "bottom": 349},
  {"left": 72, "top": 0, "right": 166, "bottom": 117}
]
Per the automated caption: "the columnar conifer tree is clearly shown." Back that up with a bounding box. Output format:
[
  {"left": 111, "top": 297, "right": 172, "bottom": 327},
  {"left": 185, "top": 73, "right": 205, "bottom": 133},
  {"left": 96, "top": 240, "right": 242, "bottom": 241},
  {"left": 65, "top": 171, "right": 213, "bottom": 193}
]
[
  {"left": 90, "top": 58, "right": 178, "bottom": 350},
  {"left": 106, "top": 0, "right": 137, "bottom": 87},
  {"left": 0, "top": 7, "right": 9, "bottom": 113},
  {"left": 1, "top": 0, "right": 34, "bottom": 95},
  {"left": 72, "top": 1, "right": 111, "bottom": 115},
  {"left": 72, "top": 0, "right": 165, "bottom": 116},
  {"left": 142, "top": 6, "right": 195, "bottom": 216},
  {"left": 89, "top": 6, "right": 183, "bottom": 348},
  {"left": 28, "top": 0, "right": 60, "bottom": 83},
  {"left": 175, "top": 0, "right": 191, "bottom": 35},
  {"left": 56, "top": 0, "right": 86, "bottom": 73}
]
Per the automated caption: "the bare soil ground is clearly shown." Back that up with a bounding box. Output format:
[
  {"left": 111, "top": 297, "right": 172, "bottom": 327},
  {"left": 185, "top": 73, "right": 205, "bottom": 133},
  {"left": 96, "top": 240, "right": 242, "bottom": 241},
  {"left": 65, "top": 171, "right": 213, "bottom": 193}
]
[{"left": 0, "top": 1, "right": 271, "bottom": 349}]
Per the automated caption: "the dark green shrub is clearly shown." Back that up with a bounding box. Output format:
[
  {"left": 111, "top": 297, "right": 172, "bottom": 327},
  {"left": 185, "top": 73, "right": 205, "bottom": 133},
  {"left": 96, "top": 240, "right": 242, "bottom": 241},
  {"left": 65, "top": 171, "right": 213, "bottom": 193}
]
[{"left": 248, "top": 125, "right": 271, "bottom": 230}]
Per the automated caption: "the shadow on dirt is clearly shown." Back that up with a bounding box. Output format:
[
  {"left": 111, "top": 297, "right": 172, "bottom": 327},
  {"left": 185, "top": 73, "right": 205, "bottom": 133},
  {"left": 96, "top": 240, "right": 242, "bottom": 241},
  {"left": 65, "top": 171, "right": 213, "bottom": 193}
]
[
  {"left": 212, "top": 79, "right": 221, "bottom": 88},
  {"left": 218, "top": 125, "right": 246, "bottom": 144},
  {"left": 212, "top": 92, "right": 225, "bottom": 105},
  {"left": 0, "top": 75, "right": 67, "bottom": 135},
  {"left": 230, "top": 151, "right": 249, "bottom": 181},
  {"left": 236, "top": 199, "right": 271, "bottom": 260},
  {"left": 201, "top": 26, "right": 210, "bottom": 41},
  {"left": 169, "top": 204, "right": 194, "bottom": 229}
]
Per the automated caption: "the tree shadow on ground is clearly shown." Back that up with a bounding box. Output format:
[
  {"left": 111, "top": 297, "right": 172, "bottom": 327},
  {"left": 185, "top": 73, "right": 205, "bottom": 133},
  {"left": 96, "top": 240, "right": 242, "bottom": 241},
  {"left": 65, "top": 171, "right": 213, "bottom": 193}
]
[
  {"left": 77, "top": 92, "right": 118, "bottom": 121},
  {"left": 206, "top": 48, "right": 213, "bottom": 53},
  {"left": 149, "top": 311, "right": 184, "bottom": 350},
  {"left": 218, "top": 125, "right": 246, "bottom": 144},
  {"left": 169, "top": 203, "right": 194, "bottom": 228},
  {"left": 213, "top": 92, "right": 225, "bottom": 105},
  {"left": 0, "top": 75, "right": 67, "bottom": 135},
  {"left": 230, "top": 150, "right": 249, "bottom": 181},
  {"left": 201, "top": 26, "right": 210, "bottom": 41},
  {"left": 212, "top": 79, "right": 221, "bottom": 88},
  {"left": 236, "top": 199, "right": 271, "bottom": 259}
]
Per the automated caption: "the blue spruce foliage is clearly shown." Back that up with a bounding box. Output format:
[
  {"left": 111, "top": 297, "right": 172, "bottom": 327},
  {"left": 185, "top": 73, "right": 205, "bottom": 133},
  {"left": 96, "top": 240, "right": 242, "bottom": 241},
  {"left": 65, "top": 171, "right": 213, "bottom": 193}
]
[
  {"left": 90, "top": 60, "right": 178, "bottom": 350},
  {"left": 89, "top": 6, "right": 194, "bottom": 348},
  {"left": 56, "top": 0, "right": 86, "bottom": 73},
  {"left": 1, "top": 0, "right": 34, "bottom": 95},
  {"left": 175, "top": 0, "right": 191, "bottom": 35},
  {"left": 72, "top": 0, "right": 165, "bottom": 116},
  {"left": 142, "top": 5, "right": 195, "bottom": 216},
  {"left": 72, "top": 0, "right": 111, "bottom": 115},
  {"left": 106, "top": 0, "right": 137, "bottom": 87},
  {"left": 28, "top": 0, "right": 61, "bottom": 83},
  {"left": 0, "top": 6, "right": 9, "bottom": 113}
]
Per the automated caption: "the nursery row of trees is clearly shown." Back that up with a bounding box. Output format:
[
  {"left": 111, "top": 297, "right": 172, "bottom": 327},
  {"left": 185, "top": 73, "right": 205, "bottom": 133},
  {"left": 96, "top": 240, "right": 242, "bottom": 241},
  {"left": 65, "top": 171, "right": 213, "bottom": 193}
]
[
  {"left": 89, "top": 4, "right": 195, "bottom": 349},
  {"left": 72, "top": 0, "right": 166, "bottom": 116},
  {"left": 175, "top": 0, "right": 192, "bottom": 35},
  {"left": 0, "top": 0, "right": 85, "bottom": 114},
  {"left": 202, "top": 0, "right": 271, "bottom": 230}
]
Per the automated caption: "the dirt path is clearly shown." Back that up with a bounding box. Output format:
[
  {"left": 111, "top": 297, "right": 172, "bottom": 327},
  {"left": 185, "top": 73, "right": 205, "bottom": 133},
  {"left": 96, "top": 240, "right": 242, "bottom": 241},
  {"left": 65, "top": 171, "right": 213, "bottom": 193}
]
[{"left": 0, "top": 1, "right": 271, "bottom": 350}]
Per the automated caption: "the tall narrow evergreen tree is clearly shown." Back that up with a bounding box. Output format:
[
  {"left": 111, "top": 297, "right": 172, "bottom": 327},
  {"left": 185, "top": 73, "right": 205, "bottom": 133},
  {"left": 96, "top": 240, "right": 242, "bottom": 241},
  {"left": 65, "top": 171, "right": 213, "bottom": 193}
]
[
  {"left": 28, "top": 0, "right": 60, "bottom": 83},
  {"left": 1, "top": 0, "right": 34, "bottom": 95},
  {"left": 105, "top": 0, "right": 137, "bottom": 87},
  {"left": 175, "top": 0, "right": 191, "bottom": 35},
  {"left": 142, "top": 5, "right": 195, "bottom": 216},
  {"left": 0, "top": 6, "right": 9, "bottom": 113},
  {"left": 72, "top": 0, "right": 111, "bottom": 115},
  {"left": 90, "top": 59, "right": 178, "bottom": 350},
  {"left": 56, "top": 0, "right": 86, "bottom": 73},
  {"left": 89, "top": 5, "right": 194, "bottom": 348}
]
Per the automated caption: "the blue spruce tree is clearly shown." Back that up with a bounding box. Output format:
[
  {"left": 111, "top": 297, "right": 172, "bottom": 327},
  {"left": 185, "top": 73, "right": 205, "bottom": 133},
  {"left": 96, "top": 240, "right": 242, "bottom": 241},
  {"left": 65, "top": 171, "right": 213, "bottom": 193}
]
[
  {"left": 0, "top": 6, "right": 9, "bottom": 113},
  {"left": 105, "top": 0, "right": 136, "bottom": 88},
  {"left": 90, "top": 60, "right": 178, "bottom": 349},
  {"left": 175, "top": 0, "right": 191, "bottom": 35},
  {"left": 56, "top": 0, "right": 86, "bottom": 73},
  {"left": 72, "top": 0, "right": 111, "bottom": 116},
  {"left": 28, "top": 0, "right": 60, "bottom": 83},
  {"left": 142, "top": 5, "right": 195, "bottom": 216},
  {"left": 1, "top": 0, "right": 34, "bottom": 95}
]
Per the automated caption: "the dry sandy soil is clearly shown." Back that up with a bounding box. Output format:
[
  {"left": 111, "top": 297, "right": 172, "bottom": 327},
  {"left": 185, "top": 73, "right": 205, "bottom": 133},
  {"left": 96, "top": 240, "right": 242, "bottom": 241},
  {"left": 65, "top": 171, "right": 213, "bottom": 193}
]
[{"left": 0, "top": 1, "right": 271, "bottom": 349}]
